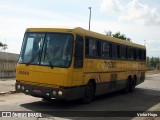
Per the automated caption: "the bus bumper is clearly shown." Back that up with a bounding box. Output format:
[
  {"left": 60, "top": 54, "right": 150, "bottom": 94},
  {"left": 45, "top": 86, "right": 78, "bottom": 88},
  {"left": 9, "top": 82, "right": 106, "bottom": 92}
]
[{"left": 15, "top": 81, "right": 85, "bottom": 101}]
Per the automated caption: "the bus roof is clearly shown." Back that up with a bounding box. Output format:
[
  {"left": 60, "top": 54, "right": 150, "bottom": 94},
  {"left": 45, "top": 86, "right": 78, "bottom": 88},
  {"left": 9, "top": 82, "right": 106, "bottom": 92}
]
[
  {"left": 26, "top": 27, "right": 146, "bottom": 49},
  {"left": 73, "top": 27, "right": 146, "bottom": 49}
]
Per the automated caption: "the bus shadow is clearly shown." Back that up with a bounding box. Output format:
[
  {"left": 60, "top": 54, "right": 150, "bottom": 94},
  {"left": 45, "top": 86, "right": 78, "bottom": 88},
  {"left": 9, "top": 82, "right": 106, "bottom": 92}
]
[
  {"left": 20, "top": 88, "right": 160, "bottom": 119},
  {"left": 20, "top": 90, "right": 125, "bottom": 110}
]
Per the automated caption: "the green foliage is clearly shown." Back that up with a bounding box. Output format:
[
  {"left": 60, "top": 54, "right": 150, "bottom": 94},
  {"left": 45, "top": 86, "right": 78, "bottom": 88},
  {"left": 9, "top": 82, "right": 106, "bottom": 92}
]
[
  {"left": 147, "top": 56, "right": 160, "bottom": 70},
  {"left": 105, "top": 31, "right": 131, "bottom": 42},
  {"left": 105, "top": 30, "right": 112, "bottom": 37},
  {"left": 0, "top": 41, "right": 8, "bottom": 51},
  {"left": 0, "top": 41, "right": 3, "bottom": 47}
]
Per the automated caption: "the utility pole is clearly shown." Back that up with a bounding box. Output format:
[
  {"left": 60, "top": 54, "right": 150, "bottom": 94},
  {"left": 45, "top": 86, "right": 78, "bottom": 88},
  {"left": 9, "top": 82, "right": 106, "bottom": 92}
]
[{"left": 88, "top": 7, "right": 92, "bottom": 31}]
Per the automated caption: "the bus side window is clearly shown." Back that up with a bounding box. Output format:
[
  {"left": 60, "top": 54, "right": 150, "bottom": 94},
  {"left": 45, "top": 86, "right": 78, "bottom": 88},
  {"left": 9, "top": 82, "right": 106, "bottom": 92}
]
[
  {"left": 117, "top": 45, "right": 120, "bottom": 59},
  {"left": 97, "top": 40, "right": 101, "bottom": 57},
  {"left": 109, "top": 43, "right": 112, "bottom": 58},
  {"left": 101, "top": 41, "right": 109, "bottom": 58},
  {"left": 120, "top": 45, "right": 126, "bottom": 59},
  {"left": 133, "top": 48, "right": 137, "bottom": 60},
  {"left": 139, "top": 50, "right": 142, "bottom": 60},
  {"left": 126, "top": 47, "right": 128, "bottom": 59},
  {"left": 74, "top": 35, "right": 84, "bottom": 68},
  {"left": 85, "top": 38, "right": 98, "bottom": 58},
  {"left": 143, "top": 50, "right": 146, "bottom": 60},
  {"left": 112, "top": 44, "right": 117, "bottom": 58},
  {"left": 89, "top": 38, "right": 97, "bottom": 57},
  {"left": 128, "top": 47, "right": 133, "bottom": 60}
]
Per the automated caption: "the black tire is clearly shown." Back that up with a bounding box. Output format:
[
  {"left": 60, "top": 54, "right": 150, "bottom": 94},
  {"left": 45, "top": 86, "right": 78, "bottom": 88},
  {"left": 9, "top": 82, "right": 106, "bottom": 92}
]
[
  {"left": 82, "top": 81, "right": 95, "bottom": 103},
  {"left": 125, "top": 79, "right": 131, "bottom": 93},
  {"left": 130, "top": 79, "right": 136, "bottom": 92}
]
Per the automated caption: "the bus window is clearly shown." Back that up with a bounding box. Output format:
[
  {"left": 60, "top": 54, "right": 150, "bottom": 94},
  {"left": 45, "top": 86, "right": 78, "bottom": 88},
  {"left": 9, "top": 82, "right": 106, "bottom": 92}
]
[
  {"left": 19, "top": 33, "right": 74, "bottom": 68},
  {"left": 128, "top": 47, "right": 133, "bottom": 60},
  {"left": 97, "top": 40, "right": 101, "bottom": 57},
  {"left": 74, "top": 35, "right": 84, "bottom": 68},
  {"left": 19, "top": 33, "right": 45, "bottom": 64},
  {"left": 133, "top": 48, "right": 137, "bottom": 60},
  {"left": 89, "top": 39, "right": 97, "bottom": 57},
  {"left": 117, "top": 45, "right": 120, "bottom": 58},
  {"left": 126, "top": 47, "right": 128, "bottom": 59},
  {"left": 101, "top": 41, "right": 109, "bottom": 58},
  {"left": 142, "top": 50, "right": 146, "bottom": 60},
  {"left": 109, "top": 43, "right": 112, "bottom": 58},
  {"left": 112, "top": 44, "right": 117, "bottom": 58},
  {"left": 139, "top": 50, "right": 142, "bottom": 60},
  {"left": 85, "top": 38, "right": 99, "bottom": 58},
  {"left": 120, "top": 45, "right": 126, "bottom": 59}
]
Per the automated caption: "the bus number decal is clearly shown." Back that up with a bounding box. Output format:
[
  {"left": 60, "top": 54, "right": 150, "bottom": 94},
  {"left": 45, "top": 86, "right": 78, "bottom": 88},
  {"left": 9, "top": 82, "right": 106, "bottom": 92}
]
[{"left": 19, "top": 71, "right": 29, "bottom": 75}]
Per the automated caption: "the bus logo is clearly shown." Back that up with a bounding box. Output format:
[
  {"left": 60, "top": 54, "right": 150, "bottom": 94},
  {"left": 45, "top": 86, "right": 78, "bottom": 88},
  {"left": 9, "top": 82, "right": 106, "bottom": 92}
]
[{"left": 104, "top": 61, "right": 116, "bottom": 68}]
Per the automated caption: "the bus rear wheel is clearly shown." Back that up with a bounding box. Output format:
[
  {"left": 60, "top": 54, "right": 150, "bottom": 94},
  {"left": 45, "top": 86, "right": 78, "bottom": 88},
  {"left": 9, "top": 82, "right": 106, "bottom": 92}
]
[
  {"left": 130, "top": 78, "right": 136, "bottom": 92},
  {"left": 125, "top": 79, "right": 131, "bottom": 93},
  {"left": 125, "top": 77, "right": 136, "bottom": 93},
  {"left": 82, "top": 81, "right": 95, "bottom": 103}
]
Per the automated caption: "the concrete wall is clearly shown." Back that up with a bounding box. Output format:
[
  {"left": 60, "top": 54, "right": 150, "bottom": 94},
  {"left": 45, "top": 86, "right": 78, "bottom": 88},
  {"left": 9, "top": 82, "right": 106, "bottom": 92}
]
[{"left": 0, "top": 52, "right": 19, "bottom": 78}]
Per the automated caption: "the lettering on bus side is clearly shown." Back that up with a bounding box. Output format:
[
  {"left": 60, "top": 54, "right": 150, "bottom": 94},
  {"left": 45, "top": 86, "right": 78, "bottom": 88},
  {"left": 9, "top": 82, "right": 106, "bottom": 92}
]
[
  {"left": 19, "top": 71, "right": 29, "bottom": 75},
  {"left": 104, "top": 61, "right": 117, "bottom": 68}
]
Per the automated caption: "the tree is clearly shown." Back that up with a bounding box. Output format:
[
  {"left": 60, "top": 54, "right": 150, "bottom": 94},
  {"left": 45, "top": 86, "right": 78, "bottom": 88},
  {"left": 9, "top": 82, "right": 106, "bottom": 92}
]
[
  {"left": 105, "top": 30, "right": 112, "bottom": 37},
  {"left": 0, "top": 41, "right": 3, "bottom": 47},
  {"left": 105, "top": 31, "right": 131, "bottom": 42},
  {"left": 0, "top": 41, "right": 8, "bottom": 52},
  {"left": 149, "top": 57, "right": 160, "bottom": 69},
  {"left": 146, "top": 56, "right": 160, "bottom": 70}
]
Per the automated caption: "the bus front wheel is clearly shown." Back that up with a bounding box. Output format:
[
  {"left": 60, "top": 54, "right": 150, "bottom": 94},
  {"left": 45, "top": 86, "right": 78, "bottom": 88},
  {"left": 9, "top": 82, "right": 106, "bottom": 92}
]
[{"left": 82, "top": 81, "right": 95, "bottom": 103}]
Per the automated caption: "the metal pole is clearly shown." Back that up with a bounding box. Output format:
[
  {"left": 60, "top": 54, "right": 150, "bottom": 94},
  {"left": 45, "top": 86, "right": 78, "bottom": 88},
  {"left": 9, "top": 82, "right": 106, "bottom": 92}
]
[{"left": 88, "top": 7, "right": 92, "bottom": 31}]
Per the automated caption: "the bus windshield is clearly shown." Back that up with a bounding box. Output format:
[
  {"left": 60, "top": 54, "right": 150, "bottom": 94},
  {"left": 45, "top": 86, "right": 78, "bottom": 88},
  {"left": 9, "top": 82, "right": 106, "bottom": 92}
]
[{"left": 19, "top": 33, "right": 73, "bottom": 68}]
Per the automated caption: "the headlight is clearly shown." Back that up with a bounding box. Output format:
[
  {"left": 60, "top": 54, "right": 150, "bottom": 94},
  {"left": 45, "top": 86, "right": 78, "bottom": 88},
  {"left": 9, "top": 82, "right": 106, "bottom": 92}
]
[
  {"left": 17, "top": 85, "right": 21, "bottom": 90},
  {"left": 21, "top": 86, "right": 25, "bottom": 91},
  {"left": 52, "top": 90, "right": 57, "bottom": 95},
  {"left": 58, "top": 91, "right": 63, "bottom": 96}
]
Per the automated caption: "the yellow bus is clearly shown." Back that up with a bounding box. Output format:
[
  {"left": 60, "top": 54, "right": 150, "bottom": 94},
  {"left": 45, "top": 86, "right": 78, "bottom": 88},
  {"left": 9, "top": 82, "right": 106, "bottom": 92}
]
[{"left": 16, "top": 27, "right": 146, "bottom": 103}]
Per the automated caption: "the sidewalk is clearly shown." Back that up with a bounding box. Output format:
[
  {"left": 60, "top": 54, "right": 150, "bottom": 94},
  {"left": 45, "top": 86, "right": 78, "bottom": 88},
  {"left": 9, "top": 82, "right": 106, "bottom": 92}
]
[{"left": 0, "top": 78, "right": 16, "bottom": 95}]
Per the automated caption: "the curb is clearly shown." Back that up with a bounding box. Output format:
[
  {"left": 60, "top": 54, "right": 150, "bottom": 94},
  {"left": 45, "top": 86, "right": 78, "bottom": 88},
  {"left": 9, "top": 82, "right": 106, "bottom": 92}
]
[{"left": 0, "top": 90, "right": 17, "bottom": 96}]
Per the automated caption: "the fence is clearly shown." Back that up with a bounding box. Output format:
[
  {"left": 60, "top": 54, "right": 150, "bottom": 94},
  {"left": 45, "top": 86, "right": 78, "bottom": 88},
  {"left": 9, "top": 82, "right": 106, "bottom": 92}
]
[{"left": 0, "top": 52, "right": 19, "bottom": 78}]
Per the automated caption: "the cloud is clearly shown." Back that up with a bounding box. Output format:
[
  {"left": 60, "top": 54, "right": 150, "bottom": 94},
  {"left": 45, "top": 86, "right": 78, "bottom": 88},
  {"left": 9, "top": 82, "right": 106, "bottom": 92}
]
[
  {"left": 91, "top": 18, "right": 160, "bottom": 57},
  {"left": 100, "top": 0, "right": 160, "bottom": 26},
  {"left": 100, "top": 0, "right": 123, "bottom": 12},
  {"left": 119, "top": 0, "right": 160, "bottom": 25},
  {"left": 0, "top": 2, "right": 89, "bottom": 54}
]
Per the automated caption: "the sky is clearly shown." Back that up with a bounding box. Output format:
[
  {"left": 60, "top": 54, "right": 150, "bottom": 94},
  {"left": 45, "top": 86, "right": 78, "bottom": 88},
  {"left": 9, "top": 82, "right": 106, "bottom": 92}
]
[{"left": 0, "top": 0, "right": 160, "bottom": 57}]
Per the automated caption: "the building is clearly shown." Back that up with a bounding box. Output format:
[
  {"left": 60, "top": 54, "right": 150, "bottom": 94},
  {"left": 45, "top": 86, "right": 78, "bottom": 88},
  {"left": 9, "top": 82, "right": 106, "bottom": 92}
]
[{"left": 0, "top": 52, "right": 19, "bottom": 78}]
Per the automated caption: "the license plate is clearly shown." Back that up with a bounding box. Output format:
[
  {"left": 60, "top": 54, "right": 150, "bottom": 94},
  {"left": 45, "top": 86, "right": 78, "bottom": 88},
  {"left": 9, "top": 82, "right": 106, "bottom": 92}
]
[{"left": 33, "top": 89, "right": 42, "bottom": 94}]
